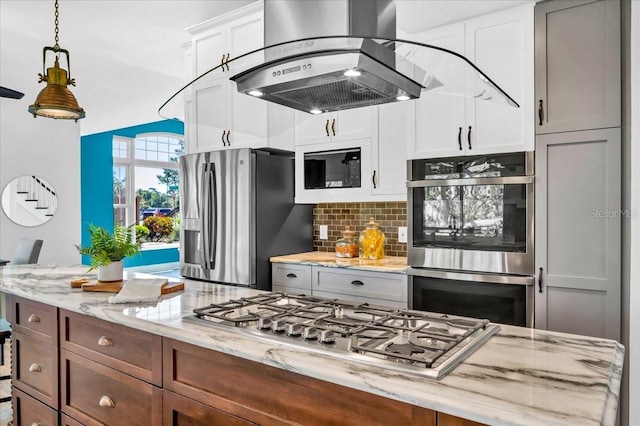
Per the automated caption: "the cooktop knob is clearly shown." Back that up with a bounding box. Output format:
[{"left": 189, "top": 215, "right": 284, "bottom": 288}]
[
  {"left": 271, "top": 318, "right": 287, "bottom": 332},
  {"left": 303, "top": 326, "right": 317, "bottom": 340},
  {"left": 318, "top": 329, "right": 335, "bottom": 344},
  {"left": 257, "top": 317, "right": 272, "bottom": 329},
  {"left": 286, "top": 323, "right": 303, "bottom": 336}
]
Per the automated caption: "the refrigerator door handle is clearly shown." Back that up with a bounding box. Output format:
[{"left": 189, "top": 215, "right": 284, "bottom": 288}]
[{"left": 200, "top": 163, "right": 218, "bottom": 270}]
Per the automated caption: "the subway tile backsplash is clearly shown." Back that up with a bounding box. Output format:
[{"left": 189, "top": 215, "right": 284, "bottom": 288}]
[{"left": 313, "top": 202, "right": 407, "bottom": 257}]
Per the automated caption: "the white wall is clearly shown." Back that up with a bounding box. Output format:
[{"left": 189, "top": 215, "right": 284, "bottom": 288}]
[
  {"left": 0, "top": 28, "right": 81, "bottom": 264},
  {"left": 629, "top": 1, "right": 639, "bottom": 423}
]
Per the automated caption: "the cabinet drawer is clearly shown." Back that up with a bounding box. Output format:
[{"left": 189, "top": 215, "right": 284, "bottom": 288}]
[
  {"left": 271, "top": 263, "right": 312, "bottom": 293},
  {"left": 60, "top": 349, "right": 162, "bottom": 426},
  {"left": 62, "top": 413, "right": 85, "bottom": 426},
  {"left": 13, "top": 331, "right": 58, "bottom": 408},
  {"left": 60, "top": 309, "right": 162, "bottom": 385},
  {"left": 313, "top": 290, "right": 407, "bottom": 309},
  {"left": 163, "top": 389, "right": 257, "bottom": 426},
  {"left": 313, "top": 267, "right": 407, "bottom": 303},
  {"left": 164, "top": 337, "right": 430, "bottom": 425},
  {"left": 11, "top": 386, "right": 58, "bottom": 426},
  {"left": 7, "top": 295, "right": 57, "bottom": 344}
]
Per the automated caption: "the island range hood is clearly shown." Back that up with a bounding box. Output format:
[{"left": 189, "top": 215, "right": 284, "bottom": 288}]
[{"left": 229, "top": 0, "right": 518, "bottom": 114}]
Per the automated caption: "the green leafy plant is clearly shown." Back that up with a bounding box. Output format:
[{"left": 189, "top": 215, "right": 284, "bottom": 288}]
[
  {"left": 76, "top": 224, "right": 141, "bottom": 270},
  {"left": 135, "top": 224, "right": 150, "bottom": 242},
  {"left": 143, "top": 216, "right": 174, "bottom": 242}
]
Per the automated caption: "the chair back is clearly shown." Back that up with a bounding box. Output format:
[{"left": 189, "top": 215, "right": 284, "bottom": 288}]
[{"left": 12, "top": 238, "right": 43, "bottom": 264}]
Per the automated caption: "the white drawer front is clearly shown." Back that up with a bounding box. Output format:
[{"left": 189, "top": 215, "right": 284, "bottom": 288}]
[
  {"left": 272, "top": 263, "right": 312, "bottom": 292},
  {"left": 313, "top": 267, "right": 407, "bottom": 303},
  {"left": 313, "top": 290, "right": 407, "bottom": 309}
]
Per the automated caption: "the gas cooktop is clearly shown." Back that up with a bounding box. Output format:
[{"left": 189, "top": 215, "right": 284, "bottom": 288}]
[{"left": 184, "top": 292, "right": 500, "bottom": 379}]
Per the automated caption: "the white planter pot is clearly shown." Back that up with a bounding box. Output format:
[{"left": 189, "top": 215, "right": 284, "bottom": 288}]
[{"left": 98, "top": 261, "right": 123, "bottom": 282}]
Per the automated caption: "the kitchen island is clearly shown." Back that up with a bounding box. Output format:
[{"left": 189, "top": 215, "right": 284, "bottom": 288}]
[{"left": 0, "top": 264, "right": 623, "bottom": 426}]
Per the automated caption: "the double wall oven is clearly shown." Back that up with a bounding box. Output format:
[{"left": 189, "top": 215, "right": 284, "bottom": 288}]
[{"left": 407, "top": 152, "right": 535, "bottom": 327}]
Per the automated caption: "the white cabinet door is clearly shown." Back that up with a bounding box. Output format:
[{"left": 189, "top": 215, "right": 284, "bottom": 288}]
[
  {"left": 228, "top": 86, "right": 268, "bottom": 148},
  {"left": 191, "top": 80, "right": 228, "bottom": 153},
  {"left": 226, "top": 11, "right": 263, "bottom": 73},
  {"left": 295, "top": 112, "right": 332, "bottom": 145},
  {"left": 409, "top": 5, "right": 534, "bottom": 159},
  {"left": 373, "top": 102, "right": 412, "bottom": 199},
  {"left": 410, "top": 23, "right": 466, "bottom": 159},
  {"left": 464, "top": 4, "right": 534, "bottom": 155},
  {"left": 192, "top": 26, "right": 225, "bottom": 78},
  {"left": 332, "top": 108, "right": 374, "bottom": 142},
  {"left": 295, "top": 108, "right": 375, "bottom": 146}
]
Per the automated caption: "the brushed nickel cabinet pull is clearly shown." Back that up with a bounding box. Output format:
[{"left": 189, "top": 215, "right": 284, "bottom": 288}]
[
  {"left": 286, "top": 273, "right": 297, "bottom": 278},
  {"left": 325, "top": 119, "right": 330, "bottom": 137},
  {"left": 99, "top": 395, "right": 115, "bottom": 408},
  {"left": 351, "top": 280, "right": 364, "bottom": 286},
  {"left": 98, "top": 336, "right": 114, "bottom": 346},
  {"left": 458, "top": 127, "right": 462, "bottom": 150},
  {"left": 467, "top": 126, "right": 472, "bottom": 150},
  {"left": 225, "top": 53, "right": 230, "bottom": 71},
  {"left": 331, "top": 118, "right": 336, "bottom": 136},
  {"left": 372, "top": 170, "right": 377, "bottom": 189},
  {"left": 27, "top": 314, "right": 41, "bottom": 323},
  {"left": 29, "top": 363, "right": 42, "bottom": 373},
  {"left": 538, "top": 99, "right": 544, "bottom": 126},
  {"left": 221, "top": 130, "right": 227, "bottom": 146},
  {"left": 226, "top": 130, "right": 231, "bottom": 146}
]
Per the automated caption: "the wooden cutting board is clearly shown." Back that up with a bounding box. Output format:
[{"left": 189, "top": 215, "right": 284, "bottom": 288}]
[{"left": 78, "top": 280, "right": 184, "bottom": 294}]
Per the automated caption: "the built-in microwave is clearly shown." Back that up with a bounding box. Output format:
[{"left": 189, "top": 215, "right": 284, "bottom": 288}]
[{"left": 407, "top": 152, "right": 534, "bottom": 276}]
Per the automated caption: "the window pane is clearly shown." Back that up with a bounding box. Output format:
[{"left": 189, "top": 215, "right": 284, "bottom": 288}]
[
  {"left": 135, "top": 149, "right": 146, "bottom": 160},
  {"left": 114, "top": 207, "right": 127, "bottom": 226},
  {"left": 158, "top": 152, "right": 169, "bottom": 162},
  {"left": 113, "top": 166, "right": 127, "bottom": 204},
  {"left": 135, "top": 138, "right": 145, "bottom": 149}
]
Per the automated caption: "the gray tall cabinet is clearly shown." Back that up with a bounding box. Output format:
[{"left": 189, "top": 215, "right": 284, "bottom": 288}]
[{"left": 534, "top": 0, "right": 621, "bottom": 340}]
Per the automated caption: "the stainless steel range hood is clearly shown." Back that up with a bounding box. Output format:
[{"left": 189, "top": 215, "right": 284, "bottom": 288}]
[{"left": 231, "top": 0, "right": 426, "bottom": 113}]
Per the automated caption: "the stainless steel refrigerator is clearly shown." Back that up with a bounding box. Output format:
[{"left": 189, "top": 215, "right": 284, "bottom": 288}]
[{"left": 179, "top": 148, "right": 313, "bottom": 290}]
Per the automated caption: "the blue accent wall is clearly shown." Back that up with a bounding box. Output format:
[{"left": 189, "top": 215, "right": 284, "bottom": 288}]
[{"left": 80, "top": 119, "right": 183, "bottom": 267}]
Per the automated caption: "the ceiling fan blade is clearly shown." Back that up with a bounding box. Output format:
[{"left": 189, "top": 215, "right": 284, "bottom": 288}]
[{"left": 0, "top": 86, "right": 25, "bottom": 99}]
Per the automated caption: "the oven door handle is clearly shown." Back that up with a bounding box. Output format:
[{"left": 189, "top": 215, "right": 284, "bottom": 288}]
[
  {"left": 407, "top": 175, "right": 534, "bottom": 188},
  {"left": 408, "top": 268, "right": 535, "bottom": 286}
]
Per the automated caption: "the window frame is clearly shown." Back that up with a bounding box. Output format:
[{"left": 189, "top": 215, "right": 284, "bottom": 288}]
[{"left": 112, "top": 132, "right": 182, "bottom": 228}]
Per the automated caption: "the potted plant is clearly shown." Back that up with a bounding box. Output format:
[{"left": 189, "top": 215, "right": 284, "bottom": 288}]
[{"left": 76, "top": 224, "right": 140, "bottom": 282}]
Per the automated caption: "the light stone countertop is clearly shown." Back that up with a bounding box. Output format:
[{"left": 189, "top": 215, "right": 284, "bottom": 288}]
[
  {"left": 0, "top": 264, "right": 624, "bottom": 426},
  {"left": 270, "top": 251, "right": 408, "bottom": 273}
]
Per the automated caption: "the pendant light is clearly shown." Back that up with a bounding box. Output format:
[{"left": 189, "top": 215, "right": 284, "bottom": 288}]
[{"left": 28, "top": 0, "right": 85, "bottom": 121}]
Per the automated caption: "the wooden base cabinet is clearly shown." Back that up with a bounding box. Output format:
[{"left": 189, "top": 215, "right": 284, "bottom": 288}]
[
  {"left": 163, "top": 390, "right": 257, "bottom": 426},
  {"left": 11, "top": 387, "right": 57, "bottom": 426},
  {"left": 60, "top": 349, "right": 162, "bottom": 426},
  {"left": 163, "top": 337, "right": 436, "bottom": 425}
]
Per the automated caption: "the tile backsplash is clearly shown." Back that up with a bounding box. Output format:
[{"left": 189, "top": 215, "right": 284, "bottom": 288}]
[{"left": 313, "top": 202, "right": 407, "bottom": 257}]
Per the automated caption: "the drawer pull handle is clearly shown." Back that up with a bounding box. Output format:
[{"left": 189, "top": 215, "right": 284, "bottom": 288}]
[
  {"left": 29, "top": 363, "right": 42, "bottom": 373},
  {"left": 99, "top": 395, "right": 115, "bottom": 408},
  {"left": 351, "top": 280, "right": 364, "bottom": 286},
  {"left": 27, "top": 314, "right": 41, "bottom": 323},
  {"left": 98, "top": 336, "right": 114, "bottom": 346},
  {"left": 286, "top": 273, "right": 297, "bottom": 278}
]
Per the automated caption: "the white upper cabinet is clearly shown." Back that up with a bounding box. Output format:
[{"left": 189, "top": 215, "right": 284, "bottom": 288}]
[
  {"left": 408, "top": 4, "right": 534, "bottom": 159},
  {"left": 295, "top": 108, "right": 374, "bottom": 146},
  {"left": 184, "top": 3, "right": 293, "bottom": 154}
]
